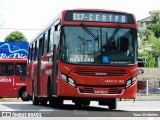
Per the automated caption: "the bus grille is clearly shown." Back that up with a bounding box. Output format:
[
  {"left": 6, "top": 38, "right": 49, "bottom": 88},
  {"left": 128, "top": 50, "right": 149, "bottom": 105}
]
[
  {"left": 78, "top": 87, "right": 123, "bottom": 94},
  {"left": 73, "top": 67, "right": 127, "bottom": 77}
]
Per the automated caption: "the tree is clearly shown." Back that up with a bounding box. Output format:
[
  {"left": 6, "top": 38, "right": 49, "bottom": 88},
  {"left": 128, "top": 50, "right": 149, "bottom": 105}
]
[
  {"left": 150, "top": 13, "right": 160, "bottom": 24},
  {"left": 151, "top": 38, "right": 160, "bottom": 57},
  {"left": 5, "top": 31, "right": 28, "bottom": 42},
  {"left": 138, "top": 51, "right": 157, "bottom": 67},
  {"left": 147, "top": 13, "right": 160, "bottom": 38}
]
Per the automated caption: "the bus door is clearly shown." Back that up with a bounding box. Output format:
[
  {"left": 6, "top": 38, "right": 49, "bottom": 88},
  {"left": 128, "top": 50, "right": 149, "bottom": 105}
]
[
  {"left": 37, "top": 37, "right": 43, "bottom": 97},
  {"left": 52, "top": 24, "right": 60, "bottom": 95},
  {"left": 0, "top": 63, "right": 16, "bottom": 97}
]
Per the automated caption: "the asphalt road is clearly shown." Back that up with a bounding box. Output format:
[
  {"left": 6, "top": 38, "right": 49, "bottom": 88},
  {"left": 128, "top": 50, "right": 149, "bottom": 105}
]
[
  {"left": 0, "top": 100, "right": 160, "bottom": 111},
  {"left": 1, "top": 100, "right": 160, "bottom": 119}
]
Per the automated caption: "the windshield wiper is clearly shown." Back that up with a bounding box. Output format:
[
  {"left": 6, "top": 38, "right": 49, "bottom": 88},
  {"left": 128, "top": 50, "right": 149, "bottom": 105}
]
[
  {"left": 80, "top": 23, "right": 98, "bottom": 40},
  {"left": 108, "top": 25, "right": 121, "bottom": 42},
  {"left": 107, "top": 25, "right": 121, "bottom": 47}
]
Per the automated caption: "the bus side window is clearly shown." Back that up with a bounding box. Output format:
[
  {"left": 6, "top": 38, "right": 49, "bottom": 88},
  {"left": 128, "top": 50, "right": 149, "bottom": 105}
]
[
  {"left": 7, "top": 64, "right": 14, "bottom": 76},
  {"left": 28, "top": 46, "right": 31, "bottom": 63},
  {"left": 44, "top": 31, "right": 49, "bottom": 55},
  {"left": 35, "top": 39, "right": 39, "bottom": 60},
  {"left": 49, "top": 26, "right": 54, "bottom": 52},
  {"left": 42, "top": 35, "right": 45, "bottom": 56},
  {"left": 32, "top": 43, "right": 35, "bottom": 61},
  {"left": 34, "top": 40, "right": 37, "bottom": 60},
  {"left": 0, "top": 64, "right": 2, "bottom": 75},
  {"left": 55, "top": 24, "right": 61, "bottom": 31},
  {"left": 15, "top": 63, "right": 26, "bottom": 76},
  {"left": 16, "top": 65, "right": 22, "bottom": 75}
]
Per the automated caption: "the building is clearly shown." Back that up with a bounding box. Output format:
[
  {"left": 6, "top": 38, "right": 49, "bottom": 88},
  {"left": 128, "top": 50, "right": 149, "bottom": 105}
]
[
  {"left": 137, "top": 10, "right": 160, "bottom": 33},
  {"left": 137, "top": 10, "right": 160, "bottom": 52}
]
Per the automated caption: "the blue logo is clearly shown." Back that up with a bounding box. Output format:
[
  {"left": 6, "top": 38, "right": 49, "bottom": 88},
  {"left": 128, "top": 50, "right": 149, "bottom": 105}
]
[
  {"left": 102, "top": 56, "right": 109, "bottom": 63},
  {"left": 0, "top": 42, "right": 28, "bottom": 59}
]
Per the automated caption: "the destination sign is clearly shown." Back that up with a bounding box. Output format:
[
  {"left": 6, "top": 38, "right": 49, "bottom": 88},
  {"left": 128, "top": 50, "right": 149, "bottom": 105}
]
[
  {"left": 65, "top": 11, "right": 134, "bottom": 23},
  {"left": 73, "top": 12, "right": 127, "bottom": 23}
]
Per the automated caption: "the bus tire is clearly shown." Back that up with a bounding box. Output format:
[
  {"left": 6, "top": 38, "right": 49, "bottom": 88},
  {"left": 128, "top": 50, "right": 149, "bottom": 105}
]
[
  {"left": 20, "top": 89, "right": 29, "bottom": 101},
  {"left": 82, "top": 100, "right": 90, "bottom": 106},
  {"left": 49, "top": 97, "right": 63, "bottom": 108},
  {"left": 74, "top": 100, "right": 83, "bottom": 107},
  {"left": 32, "top": 84, "right": 39, "bottom": 105},
  {"left": 108, "top": 99, "right": 117, "bottom": 110},
  {"left": 40, "top": 100, "right": 47, "bottom": 106}
]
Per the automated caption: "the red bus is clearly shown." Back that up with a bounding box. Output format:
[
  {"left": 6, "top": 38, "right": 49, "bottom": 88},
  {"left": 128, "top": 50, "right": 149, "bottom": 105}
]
[
  {"left": 27, "top": 9, "right": 138, "bottom": 109},
  {"left": 0, "top": 58, "right": 29, "bottom": 101}
]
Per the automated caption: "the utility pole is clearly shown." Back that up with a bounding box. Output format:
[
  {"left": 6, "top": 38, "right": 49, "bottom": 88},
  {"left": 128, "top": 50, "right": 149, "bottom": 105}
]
[{"left": 0, "top": 14, "right": 4, "bottom": 27}]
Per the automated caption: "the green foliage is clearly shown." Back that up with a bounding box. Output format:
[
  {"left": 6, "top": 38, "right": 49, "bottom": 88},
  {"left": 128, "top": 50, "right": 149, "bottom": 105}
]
[
  {"left": 138, "top": 13, "right": 160, "bottom": 68},
  {"left": 150, "top": 38, "right": 160, "bottom": 57},
  {"left": 147, "top": 13, "right": 160, "bottom": 38},
  {"left": 138, "top": 51, "right": 149, "bottom": 57},
  {"left": 150, "top": 13, "right": 160, "bottom": 24},
  {"left": 138, "top": 52, "right": 157, "bottom": 67},
  {"left": 147, "top": 22, "right": 160, "bottom": 38},
  {"left": 147, "top": 53, "right": 156, "bottom": 67},
  {"left": 5, "top": 31, "right": 27, "bottom": 42}
]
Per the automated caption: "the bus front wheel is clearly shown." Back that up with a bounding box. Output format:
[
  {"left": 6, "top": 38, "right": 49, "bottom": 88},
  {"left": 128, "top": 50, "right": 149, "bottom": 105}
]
[
  {"left": 20, "top": 90, "right": 29, "bottom": 101},
  {"left": 108, "top": 99, "right": 117, "bottom": 110},
  {"left": 49, "top": 97, "right": 63, "bottom": 108}
]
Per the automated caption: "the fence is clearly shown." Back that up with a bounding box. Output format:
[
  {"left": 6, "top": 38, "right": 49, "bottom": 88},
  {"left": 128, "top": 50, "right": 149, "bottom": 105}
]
[
  {"left": 138, "top": 79, "right": 160, "bottom": 95},
  {"left": 137, "top": 67, "right": 160, "bottom": 95}
]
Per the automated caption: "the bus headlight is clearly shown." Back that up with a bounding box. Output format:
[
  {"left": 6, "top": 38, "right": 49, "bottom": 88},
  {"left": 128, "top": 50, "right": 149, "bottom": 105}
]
[
  {"left": 126, "top": 79, "right": 132, "bottom": 88},
  {"left": 125, "top": 76, "right": 137, "bottom": 88},
  {"left": 60, "top": 73, "right": 76, "bottom": 87},
  {"left": 132, "top": 76, "right": 137, "bottom": 84},
  {"left": 60, "top": 73, "right": 67, "bottom": 82},
  {"left": 68, "top": 78, "right": 76, "bottom": 87}
]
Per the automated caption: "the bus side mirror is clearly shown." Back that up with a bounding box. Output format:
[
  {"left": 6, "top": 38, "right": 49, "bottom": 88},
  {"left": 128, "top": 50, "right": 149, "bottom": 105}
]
[{"left": 138, "top": 69, "right": 144, "bottom": 75}]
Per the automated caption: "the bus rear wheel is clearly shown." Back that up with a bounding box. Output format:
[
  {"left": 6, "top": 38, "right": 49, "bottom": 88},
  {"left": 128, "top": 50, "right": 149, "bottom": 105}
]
[
  {"left": 32, "top": 84, "right": 39, "bottom": 105},
  {"left": 40, "top": 100, "right": 47, "bottom": 106}
]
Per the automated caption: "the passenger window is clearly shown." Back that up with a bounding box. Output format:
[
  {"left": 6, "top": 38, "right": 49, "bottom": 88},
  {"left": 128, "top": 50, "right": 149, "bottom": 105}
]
[
  {"left": 15, "top": 63, "right": 27, "bottom": 76},
  {"left": 44, "top": 32, "right": 49, "bottom": 55},
  {"left": 49, "top": 26, "right": 54, "bottom": 52},
  {"left": 4, "top": 64, "right": 14, "bottom": 76}
]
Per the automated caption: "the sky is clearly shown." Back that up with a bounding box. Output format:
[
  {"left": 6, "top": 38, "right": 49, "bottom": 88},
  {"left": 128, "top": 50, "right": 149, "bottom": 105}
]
[{"left": 0, "top": 0, "right": 160, "bottom": 42}]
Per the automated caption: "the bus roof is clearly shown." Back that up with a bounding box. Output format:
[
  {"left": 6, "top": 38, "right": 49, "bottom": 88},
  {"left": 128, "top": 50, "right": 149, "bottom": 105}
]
[
  {"left": 71, "top": 8, "right": 132, "bottom": 14},
  {"left": 30, "top": 9, "right": 136, "bottom": 44},
  {"left": 0, "top": 58, "right": 27, "bottom": 62}
]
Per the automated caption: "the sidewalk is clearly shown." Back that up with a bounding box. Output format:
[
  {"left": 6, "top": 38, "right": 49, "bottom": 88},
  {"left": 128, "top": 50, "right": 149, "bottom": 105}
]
[
  {"left": 136, "top": 95, "right": 160, "bottom": 101},
  {"left": 0, "top": 98, "right": 22, "bottom": 102}
]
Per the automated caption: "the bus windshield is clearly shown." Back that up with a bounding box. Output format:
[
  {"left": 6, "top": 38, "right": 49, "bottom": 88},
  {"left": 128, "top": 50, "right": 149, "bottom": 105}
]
[{"left": 60, "top": 26, "right": 137, "bottom": 65}]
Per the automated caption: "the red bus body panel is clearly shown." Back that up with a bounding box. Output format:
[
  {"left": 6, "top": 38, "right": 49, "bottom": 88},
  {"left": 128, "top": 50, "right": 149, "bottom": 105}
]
[
  {"left": 0, "top": 59, "right": 27, "bottom": 98},
  {"left": 57, "top": 62, "right": 138, "bottom": 99}
]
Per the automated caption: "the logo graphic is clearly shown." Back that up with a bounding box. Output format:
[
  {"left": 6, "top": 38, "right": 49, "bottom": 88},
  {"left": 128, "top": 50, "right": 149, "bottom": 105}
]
[
  {"left": 102, "top": 56, "right": 109, "bottom": 63},
  {"left": 2, "top": 112, "right": 11, "bottom": 117},
  {"left": 0, "top": 42, "right": 28, "bottom": 59}
]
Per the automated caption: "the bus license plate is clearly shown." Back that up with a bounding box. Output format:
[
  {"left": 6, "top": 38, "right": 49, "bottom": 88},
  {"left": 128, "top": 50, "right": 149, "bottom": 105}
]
[{"left": 94, "top": 88, "right": 108, "bottom": 94}]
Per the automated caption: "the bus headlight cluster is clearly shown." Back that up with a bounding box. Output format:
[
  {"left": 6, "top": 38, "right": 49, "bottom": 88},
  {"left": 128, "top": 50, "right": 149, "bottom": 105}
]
[
  {"left": 125, "top": 75, "right": 137, "bottom": 88},
  {"left": 60, "top": 73, "right": 76, "bottom": 87}
]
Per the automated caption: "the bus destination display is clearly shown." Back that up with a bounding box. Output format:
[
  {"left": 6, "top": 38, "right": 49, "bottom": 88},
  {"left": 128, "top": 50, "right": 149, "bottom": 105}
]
[{"left": 65, "top": 11, "right": 130, "bottom": 23}]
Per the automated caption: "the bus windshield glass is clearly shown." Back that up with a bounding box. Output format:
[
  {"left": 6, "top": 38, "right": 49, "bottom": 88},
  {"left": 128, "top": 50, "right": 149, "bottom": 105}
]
[{"left": 60, "top": 26, "right": 137, "bottom": 65}]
